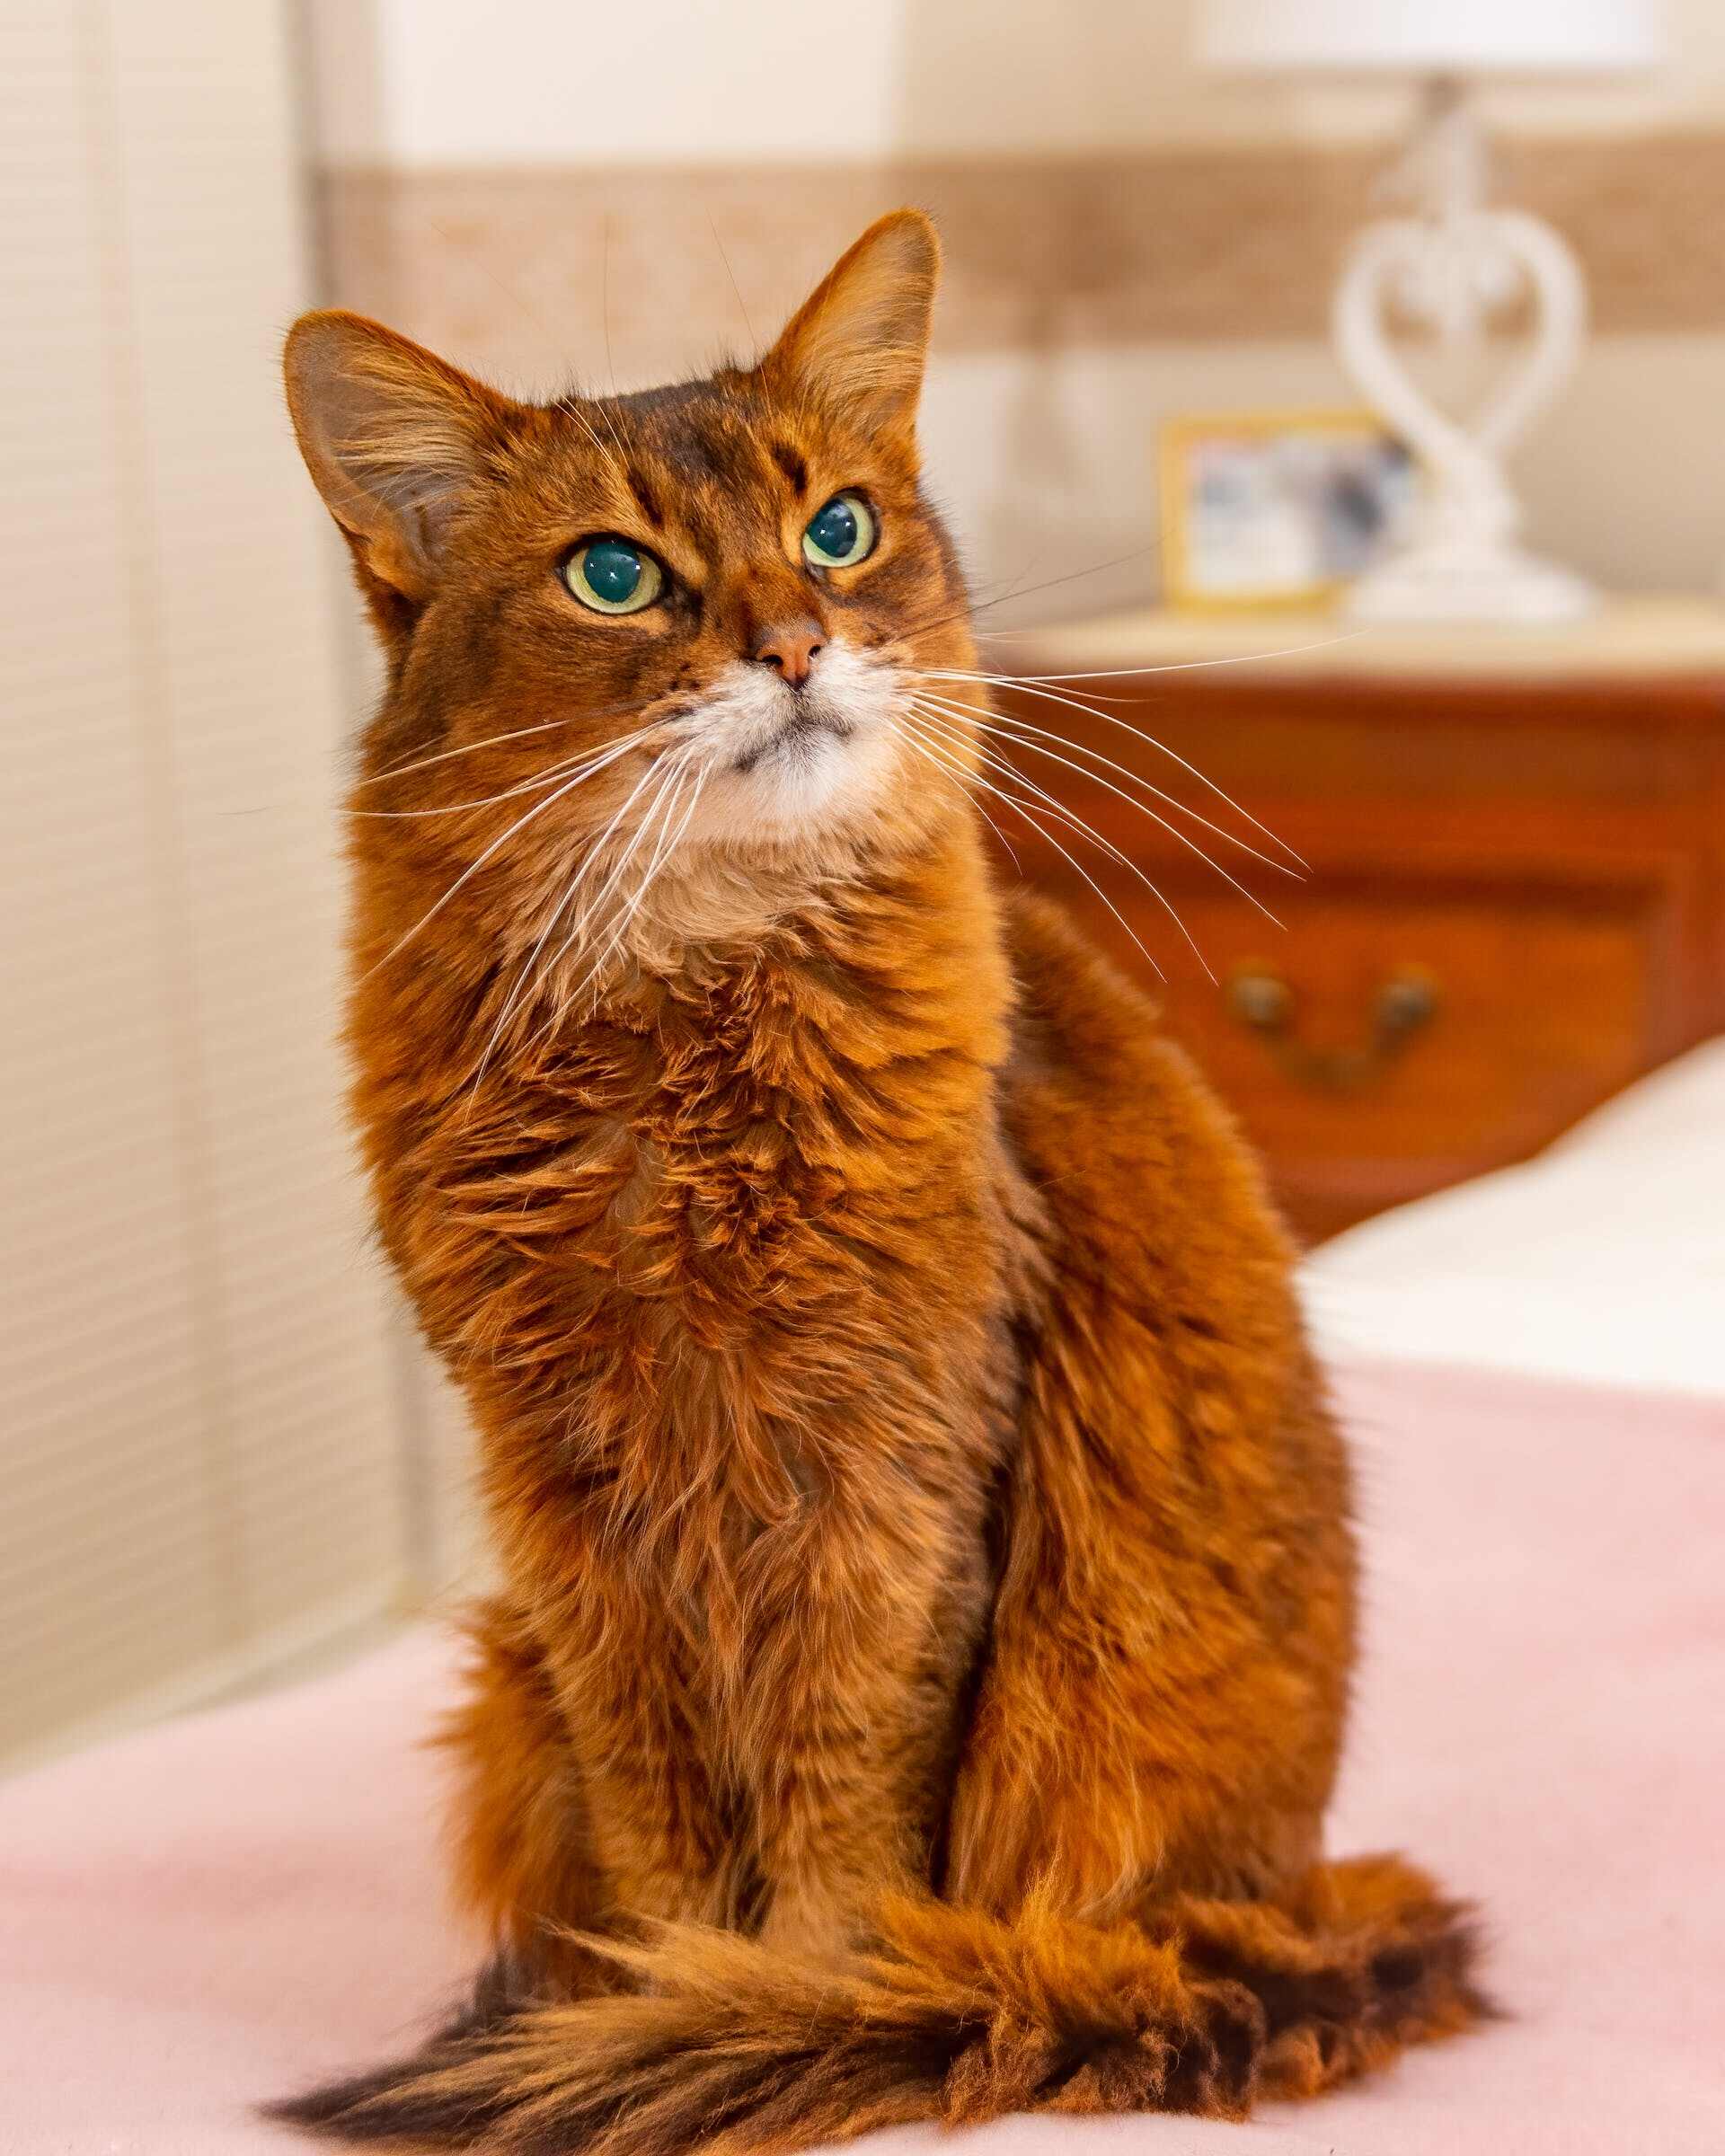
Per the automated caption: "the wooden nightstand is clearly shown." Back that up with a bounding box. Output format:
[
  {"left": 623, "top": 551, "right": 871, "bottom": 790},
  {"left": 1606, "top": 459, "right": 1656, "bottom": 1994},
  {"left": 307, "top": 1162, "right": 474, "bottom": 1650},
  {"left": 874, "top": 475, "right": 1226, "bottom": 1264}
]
[{"left": 995, "top": 596, "right": 1725, "bottom": 1244}]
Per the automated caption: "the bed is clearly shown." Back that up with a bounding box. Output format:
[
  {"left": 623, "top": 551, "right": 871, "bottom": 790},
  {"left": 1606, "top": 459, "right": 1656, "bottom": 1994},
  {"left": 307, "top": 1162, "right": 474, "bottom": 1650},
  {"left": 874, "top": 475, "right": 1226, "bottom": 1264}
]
[
  {"left": 5, "top": 1043, "right": 1722, "bottom": 2154},
  {"left": 1302, "top": 1032, "right": 1725, "bottom": 1401}
]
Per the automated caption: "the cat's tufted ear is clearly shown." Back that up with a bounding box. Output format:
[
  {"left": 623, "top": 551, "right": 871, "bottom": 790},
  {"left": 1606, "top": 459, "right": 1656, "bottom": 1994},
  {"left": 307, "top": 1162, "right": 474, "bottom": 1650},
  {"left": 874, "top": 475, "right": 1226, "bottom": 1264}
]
[
  {"left": 283, "top": 311, "right": 517, "bottom": 604},
  {"left": 761, "top": 209, "right": 941, "bottom": 446}
]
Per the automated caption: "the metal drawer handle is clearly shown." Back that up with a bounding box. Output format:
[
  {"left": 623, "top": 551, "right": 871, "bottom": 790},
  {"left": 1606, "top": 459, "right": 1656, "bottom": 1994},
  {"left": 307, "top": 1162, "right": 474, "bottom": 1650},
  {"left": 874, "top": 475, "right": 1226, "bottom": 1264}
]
[{"left": 1225, "top": 961, "right": 1440, "bottom": 1093}]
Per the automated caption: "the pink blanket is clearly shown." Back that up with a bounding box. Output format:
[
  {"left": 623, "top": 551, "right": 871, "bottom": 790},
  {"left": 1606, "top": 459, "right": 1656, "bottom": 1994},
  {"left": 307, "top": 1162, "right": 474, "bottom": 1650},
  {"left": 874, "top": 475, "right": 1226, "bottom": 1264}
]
[{"left": 5, "top": 1357, "right": 1723, "bottom": 2153}]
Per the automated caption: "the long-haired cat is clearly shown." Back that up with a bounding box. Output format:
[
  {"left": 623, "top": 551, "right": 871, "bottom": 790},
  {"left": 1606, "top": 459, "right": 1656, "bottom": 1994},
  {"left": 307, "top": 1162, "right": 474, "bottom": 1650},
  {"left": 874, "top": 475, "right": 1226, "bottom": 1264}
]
[{"left": 274, "top": 211, "right": 1483, "bottom": 2152}]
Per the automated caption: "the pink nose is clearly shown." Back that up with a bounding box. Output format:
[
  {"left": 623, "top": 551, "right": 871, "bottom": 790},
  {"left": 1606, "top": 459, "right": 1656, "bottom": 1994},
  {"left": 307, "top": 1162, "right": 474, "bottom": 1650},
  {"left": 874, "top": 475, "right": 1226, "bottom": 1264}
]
[{"left": 751, "top": 621, "right": 826, "bottom": 687}]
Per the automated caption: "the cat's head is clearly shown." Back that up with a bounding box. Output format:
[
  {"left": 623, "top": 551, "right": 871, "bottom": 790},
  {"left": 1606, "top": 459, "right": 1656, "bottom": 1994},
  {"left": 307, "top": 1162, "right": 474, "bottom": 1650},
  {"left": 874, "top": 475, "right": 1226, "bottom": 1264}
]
[{"left": 286, "top": 211, "right": 984, "bottom": 968}]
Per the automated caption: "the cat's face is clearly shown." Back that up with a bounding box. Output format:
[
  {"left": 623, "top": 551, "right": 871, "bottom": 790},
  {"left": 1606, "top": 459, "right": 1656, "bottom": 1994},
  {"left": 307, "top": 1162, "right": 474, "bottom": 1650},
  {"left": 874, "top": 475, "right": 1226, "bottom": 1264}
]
[{"left": 286, "top": 213, "right": 983, "bottom": 966}]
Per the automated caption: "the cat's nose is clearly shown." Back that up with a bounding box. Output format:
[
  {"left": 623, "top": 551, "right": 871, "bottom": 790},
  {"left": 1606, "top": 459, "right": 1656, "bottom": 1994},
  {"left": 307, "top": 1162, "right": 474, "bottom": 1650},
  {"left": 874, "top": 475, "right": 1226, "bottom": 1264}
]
[{"left": 750, "top": 620, "right": 826, "bottom": 688}]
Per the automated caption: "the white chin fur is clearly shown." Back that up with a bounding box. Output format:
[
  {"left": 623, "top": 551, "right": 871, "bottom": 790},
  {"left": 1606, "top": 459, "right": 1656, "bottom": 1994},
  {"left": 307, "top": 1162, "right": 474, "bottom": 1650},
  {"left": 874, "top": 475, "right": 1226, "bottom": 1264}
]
[{"left": 684, "top": 643, "right": 907, "bottom": 843}]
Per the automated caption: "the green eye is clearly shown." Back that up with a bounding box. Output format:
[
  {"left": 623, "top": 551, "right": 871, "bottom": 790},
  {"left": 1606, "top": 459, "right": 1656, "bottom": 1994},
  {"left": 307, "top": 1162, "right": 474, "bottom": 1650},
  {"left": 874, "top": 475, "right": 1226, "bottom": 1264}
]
[
  {"left": 562, "top": 537, "right": 664, "bottom": 615},
  {"left": 802, "top": 491, "right": 876, "bottom": 570}
]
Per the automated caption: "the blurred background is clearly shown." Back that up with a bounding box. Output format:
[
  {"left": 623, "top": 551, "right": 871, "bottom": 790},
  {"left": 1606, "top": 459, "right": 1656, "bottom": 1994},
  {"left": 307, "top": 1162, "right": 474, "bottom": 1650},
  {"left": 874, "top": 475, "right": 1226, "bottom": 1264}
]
[{"left": 6, "top": 0, "right": 1723, "bottom": 1772}]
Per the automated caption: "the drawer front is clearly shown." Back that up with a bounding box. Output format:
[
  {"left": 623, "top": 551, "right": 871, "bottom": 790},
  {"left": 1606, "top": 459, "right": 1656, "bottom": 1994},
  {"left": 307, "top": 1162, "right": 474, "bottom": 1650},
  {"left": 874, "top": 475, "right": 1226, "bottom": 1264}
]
[{"left": 1022, "top": 869, "right": 1672, "bottom": 1235}]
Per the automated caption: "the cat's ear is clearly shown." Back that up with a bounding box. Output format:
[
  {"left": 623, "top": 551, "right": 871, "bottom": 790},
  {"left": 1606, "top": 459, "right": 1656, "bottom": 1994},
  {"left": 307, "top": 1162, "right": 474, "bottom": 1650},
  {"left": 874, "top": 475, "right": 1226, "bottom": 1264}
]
[
  {"left": 761, "top": 209, "right": 940, "bottom": 444},
  {"left": 283, "top": 311, "right": 515, "bottom": 601}
]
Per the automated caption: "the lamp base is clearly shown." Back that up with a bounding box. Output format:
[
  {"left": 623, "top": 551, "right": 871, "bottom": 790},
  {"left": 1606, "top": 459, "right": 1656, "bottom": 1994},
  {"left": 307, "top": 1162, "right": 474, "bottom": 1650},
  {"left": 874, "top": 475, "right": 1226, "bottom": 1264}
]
[
  {"left": 1345, "top": 535, "right": 1597, "bottom": 627},
  {"left": 1333, "top": 80, "right": 1598, "bottom": 631}
]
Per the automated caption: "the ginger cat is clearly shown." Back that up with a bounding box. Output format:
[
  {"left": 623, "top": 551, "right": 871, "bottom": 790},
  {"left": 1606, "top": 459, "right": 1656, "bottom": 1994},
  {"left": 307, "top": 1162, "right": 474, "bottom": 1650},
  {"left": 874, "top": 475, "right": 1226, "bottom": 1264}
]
[{"left": 275, "top": 211, "right": 1483, "bottom": 2152}]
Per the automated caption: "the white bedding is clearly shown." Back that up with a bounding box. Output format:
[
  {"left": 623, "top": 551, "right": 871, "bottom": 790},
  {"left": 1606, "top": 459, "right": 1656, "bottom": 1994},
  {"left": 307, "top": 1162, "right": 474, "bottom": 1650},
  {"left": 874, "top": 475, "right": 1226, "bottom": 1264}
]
[{"left": 1301, "top": 1036, "right": 1725, "bottom": 1400}]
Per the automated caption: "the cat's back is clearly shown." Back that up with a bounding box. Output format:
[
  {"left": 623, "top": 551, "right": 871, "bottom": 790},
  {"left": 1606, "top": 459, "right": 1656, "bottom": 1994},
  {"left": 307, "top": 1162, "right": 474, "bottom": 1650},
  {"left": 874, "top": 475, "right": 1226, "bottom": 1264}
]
[
  {"left": 997, "top": 887, "right": 1318, "bottom": 1407},
  {"left": 1001, "top": 888, "right": 1288, "bottom": 1256}
]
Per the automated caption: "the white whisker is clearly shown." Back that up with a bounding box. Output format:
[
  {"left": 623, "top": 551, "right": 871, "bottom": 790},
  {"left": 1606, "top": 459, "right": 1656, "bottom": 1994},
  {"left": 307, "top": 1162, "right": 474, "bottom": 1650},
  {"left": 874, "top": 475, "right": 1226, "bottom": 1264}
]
[
  {"left": 534, "top": 753, "right": 710, "bottom": 1050},
  {"left": 346, "top": 733, "right": 655, "bottom": 820},
  {"left": 976, "top": 633, "right": 1365, "bottom": 679},
  {"left": 884, "top": 715, "right": 1022, "bottom": 871},
  {"left": 919, "top": 677, "right": 1299, "bottom": 878},
  {"left": 896, "top": 711, "right": 1172, "bottom": 984},
  {"left": 905, "top": 703, "right": 1215, "bottom": 977},
  {"left": 521, "top": 750, "right": 694, "bottom": 1048},
  {"left": 458, "top": 761, "right": 669, "bottom": 1109},
  {"left": 909, "top": 687, "right": 1283, "bottom": 931},
  {"left": 923, "top": 667, "right": 1312, "bottom": 870},
  {"left": 362, "top": 715, "right": 584, "bottom": 788},
  {"left": 592, "top": 760, "right": 709, "bottom": 979},
  {"left": 359, "top": 730, "right": 652, "bottom": 982},
  {"left": 555, "top": 387, "right": 625, "bottom": 473},
  {"left": 905, "top": 706, "right": 1142, "bottom": 889},
  {"left": 360, "top": 694, "right": 680, "bottom": 790},
  {"left": 980, "top": 709, "right": 1301, "bottom": 882}
]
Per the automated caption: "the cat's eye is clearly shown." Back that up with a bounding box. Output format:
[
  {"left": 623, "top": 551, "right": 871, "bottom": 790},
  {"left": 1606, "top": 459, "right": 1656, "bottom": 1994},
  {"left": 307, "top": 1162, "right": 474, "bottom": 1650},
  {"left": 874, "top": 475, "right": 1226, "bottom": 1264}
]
[
  {"left": 801, "top": 491, "right": 877, "bottom": 570},
  {"left": 562, "top": 537, "right": 665, "bottom": 615}
]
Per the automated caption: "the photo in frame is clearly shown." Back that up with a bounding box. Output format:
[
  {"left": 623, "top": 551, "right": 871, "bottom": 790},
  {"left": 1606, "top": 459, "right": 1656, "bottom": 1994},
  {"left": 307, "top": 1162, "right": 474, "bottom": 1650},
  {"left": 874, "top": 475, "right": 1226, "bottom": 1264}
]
[{"left": 1158, "top": 409, "right": 1420, "bottom": 611}]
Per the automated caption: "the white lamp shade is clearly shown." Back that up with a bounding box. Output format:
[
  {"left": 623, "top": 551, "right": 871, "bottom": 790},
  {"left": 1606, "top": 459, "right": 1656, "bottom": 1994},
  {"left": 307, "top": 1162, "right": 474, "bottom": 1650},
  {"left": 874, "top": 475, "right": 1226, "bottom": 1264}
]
[{"left": 1199, "top": 0, "right": 1667, "bottom": 76}]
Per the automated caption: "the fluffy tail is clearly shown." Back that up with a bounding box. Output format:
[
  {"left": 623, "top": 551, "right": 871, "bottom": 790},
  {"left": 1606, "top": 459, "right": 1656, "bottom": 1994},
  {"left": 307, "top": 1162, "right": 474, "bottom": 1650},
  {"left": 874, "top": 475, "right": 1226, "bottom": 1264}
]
[{"left": 271, "top": 1855, "right": 1488, "bottom": 2154}]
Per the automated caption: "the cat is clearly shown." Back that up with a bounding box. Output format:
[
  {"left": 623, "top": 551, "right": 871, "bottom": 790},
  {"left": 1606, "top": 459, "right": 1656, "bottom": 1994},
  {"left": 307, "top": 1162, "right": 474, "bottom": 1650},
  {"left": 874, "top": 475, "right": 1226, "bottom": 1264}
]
[{"left": 273, "top": 209, "right": 1484, "bottom": 2152}]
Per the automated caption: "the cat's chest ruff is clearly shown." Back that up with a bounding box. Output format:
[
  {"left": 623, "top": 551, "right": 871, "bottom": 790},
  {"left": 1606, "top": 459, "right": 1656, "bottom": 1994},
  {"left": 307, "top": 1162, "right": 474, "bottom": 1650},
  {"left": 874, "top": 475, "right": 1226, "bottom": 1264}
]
[
  {"left": 560, "top": 981, "right": 919, "bottom": 1269},
  {"left": 589, "top": 1065, "right": 878, "bottom": 1301},
  {"left": 429, "top": 932, "right": 1005, "bottom": 1392},
  {"left": 497, "top": 1064, "right": 999, "bottom": 1533}
]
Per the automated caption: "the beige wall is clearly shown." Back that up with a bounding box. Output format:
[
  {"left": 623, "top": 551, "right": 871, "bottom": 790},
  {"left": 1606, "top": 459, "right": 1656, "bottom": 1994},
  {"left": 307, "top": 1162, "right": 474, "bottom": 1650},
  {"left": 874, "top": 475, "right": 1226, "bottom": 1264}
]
[
  {"left": 306, "top": 0, "right": 1725, "bottom": 163},
  {"left": 924, "top": 334, "right": 1725, "bottom": 617},
  {"left": 300, "top": 1, "right": 1725, "bottom": 610}
]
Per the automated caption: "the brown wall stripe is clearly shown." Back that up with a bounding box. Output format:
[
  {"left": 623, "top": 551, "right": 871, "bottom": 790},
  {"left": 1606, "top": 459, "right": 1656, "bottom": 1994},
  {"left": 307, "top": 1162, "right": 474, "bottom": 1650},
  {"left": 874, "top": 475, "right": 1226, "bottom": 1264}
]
[{"left": 317, "top": 133, "right": 1725, "bottom": 390}]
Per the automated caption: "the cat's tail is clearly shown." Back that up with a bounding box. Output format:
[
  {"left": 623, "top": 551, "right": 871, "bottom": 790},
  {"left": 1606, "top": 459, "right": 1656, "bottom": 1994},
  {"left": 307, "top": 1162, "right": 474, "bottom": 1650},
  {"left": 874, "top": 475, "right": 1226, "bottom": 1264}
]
[{"left": 270, "top": 1853, "right": 1488, "bottom": 2153}]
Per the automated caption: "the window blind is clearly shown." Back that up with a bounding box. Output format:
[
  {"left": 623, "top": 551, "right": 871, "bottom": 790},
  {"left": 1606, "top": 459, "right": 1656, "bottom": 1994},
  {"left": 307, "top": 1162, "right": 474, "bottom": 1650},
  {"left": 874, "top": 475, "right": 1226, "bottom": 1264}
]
[{"left": 1, "top": 0, "right": 414, "bottom": 1769}]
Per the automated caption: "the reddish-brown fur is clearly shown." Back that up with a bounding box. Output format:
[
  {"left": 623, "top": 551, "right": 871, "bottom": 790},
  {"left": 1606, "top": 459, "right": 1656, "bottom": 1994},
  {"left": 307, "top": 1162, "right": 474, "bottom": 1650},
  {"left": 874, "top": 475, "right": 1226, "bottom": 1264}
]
[{"left": 273, "top": 211, "right": 1485, "bottom": 2152}]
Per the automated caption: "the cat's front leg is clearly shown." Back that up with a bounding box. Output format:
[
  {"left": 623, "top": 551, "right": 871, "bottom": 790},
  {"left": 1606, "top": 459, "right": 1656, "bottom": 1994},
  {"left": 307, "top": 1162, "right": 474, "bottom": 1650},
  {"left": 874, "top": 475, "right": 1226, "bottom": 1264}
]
[
  {"left": 749, "top": 1744, "right": 913, "bottom": 1955},
  {"left": 741, "top": 1563, "right": 979, "bottom": 1955},
  {"left": 440, "top": 1599, "right": 620, "bottom": 1995},
  {"left": 552, "top": 1629, "right": 749, "bottom": 1933}
]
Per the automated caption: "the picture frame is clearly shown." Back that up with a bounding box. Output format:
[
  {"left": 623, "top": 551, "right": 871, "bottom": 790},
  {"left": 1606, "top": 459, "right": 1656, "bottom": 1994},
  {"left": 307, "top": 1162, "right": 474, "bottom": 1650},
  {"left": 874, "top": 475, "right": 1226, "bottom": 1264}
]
[{"left": 1158, "top": 408, "right": 1420, "bottom": 612}]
